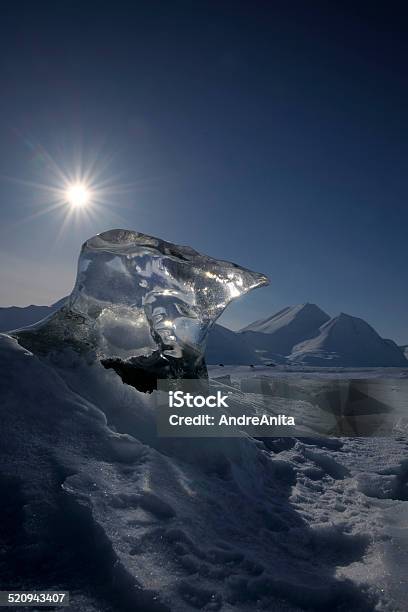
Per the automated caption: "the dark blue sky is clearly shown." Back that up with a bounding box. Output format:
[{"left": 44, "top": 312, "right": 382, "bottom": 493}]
[{"left": 0, "top": 1, "right": 407, "bottom": 342}]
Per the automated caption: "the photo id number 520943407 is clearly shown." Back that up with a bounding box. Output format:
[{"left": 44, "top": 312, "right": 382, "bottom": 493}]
[{"left": 0, "top": 592, "right": 69, "bottom": 607}]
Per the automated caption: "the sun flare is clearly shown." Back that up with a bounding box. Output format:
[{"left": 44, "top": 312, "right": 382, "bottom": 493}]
[
  {"left": 5, "top": 141, "right": 133, "bottom": 241},
  {"left": 66, "top": 183, "right": 91, "bottom": 208}
]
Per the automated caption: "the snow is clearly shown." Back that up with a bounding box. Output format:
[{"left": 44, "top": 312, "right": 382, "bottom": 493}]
[{"left": 1, "top": 333, "right": 408, "bottom": 610}]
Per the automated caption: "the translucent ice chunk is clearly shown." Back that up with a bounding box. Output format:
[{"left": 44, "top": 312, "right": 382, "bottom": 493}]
[{"left": 16, "top": 229, "right": 269, "bottom": 388}]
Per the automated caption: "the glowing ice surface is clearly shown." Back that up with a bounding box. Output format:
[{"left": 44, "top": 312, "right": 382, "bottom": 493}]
[{"left": 16, "top": 229, "right": 269, "bottom": 384}]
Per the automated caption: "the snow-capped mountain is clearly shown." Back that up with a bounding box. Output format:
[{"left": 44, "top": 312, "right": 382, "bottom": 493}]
[
  {"left": 241, "top": 303, "right": 330, "bottom": 335},
  {"left": 289, "top": 313, "right": 408, "bottom": 367},
  {"left": 240, "top": 303, "right": 330, "bottom": 358}
]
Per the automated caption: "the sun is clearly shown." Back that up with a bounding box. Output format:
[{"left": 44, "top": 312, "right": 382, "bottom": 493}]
[
  {"left": 65, "top": 183, "right": 91, "bottom": 208},
  {"left": 5, "top": 142, "right": 131, "bottom": 239}
]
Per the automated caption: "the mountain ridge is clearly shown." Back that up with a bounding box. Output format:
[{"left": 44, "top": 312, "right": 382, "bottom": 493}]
[
  {"left": 0, "top": 298, "right": 67, "bottom": 333},
  {"left": 240, "top": 303, "right": 330, "bottom": 358},
  {"left": 240, "top": 302, "right": 330, "bottom": 334},
  {"left": 289, "top": 312, "right": 408, "bottom": 367}
]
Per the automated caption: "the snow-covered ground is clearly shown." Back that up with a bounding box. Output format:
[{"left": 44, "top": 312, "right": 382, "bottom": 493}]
[{"left": 1, "top": 334, "right": 407, "bottom": 611}]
